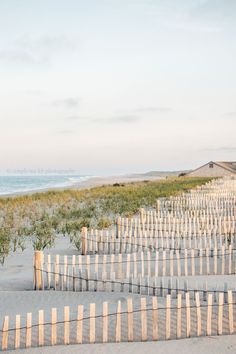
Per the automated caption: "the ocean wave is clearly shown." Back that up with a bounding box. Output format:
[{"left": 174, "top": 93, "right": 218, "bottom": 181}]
[{"left": 0, "top": 175, "right": 92, "bottom": 196}]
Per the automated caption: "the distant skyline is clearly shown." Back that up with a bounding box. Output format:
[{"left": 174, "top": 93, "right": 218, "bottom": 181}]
[{"left": 0, "top": 0, "right": 235, "bottom": 175}]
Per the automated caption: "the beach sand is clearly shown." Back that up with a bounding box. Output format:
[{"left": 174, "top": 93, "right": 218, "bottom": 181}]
[
  {"left": 1, "top": 177, "right": 235, "bottom": 353},
  {"left": 1, "top": 235, "right": 236, "bottom": 353},
  {"left": 7, "top": 335, "right": 236, "bottom": 354}
]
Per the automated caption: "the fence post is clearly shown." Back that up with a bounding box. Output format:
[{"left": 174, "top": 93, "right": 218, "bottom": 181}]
[
  {"left": 1, "top": 316, "right": 9, "bottom": 351},
  {"left": 55, "top": 255, "right": 59, "bottom": 289},
  {"left": 47, "top": 254, "right": 51, "bottom": 289},
  {"left": 15, "top": 314, "right": 21, "bottom": 349},
  {"left": 127, "top": 298, "right": 133, "bottom": 342},
  {"left": 38, "top": 310, "right": 44, "bottom": 346},
  {"left": 34, "top": 251, "right": 43, "bottom": 290},
  {"left": 186, "top": 292, "right": 191, "bottom": 338},
  {"left": 152, "top": 296, "right": 158, "bottom": 341},
  {"left": 115, "top": 301, "right": 121, "bottom": 342},
  {"left": 177, "top": 294, "right": 182, "bottom": 339},
  {"left": 166, "top": 295, "right": 171, "bottom": 340},
  {"left": 141, "top": 297, "right": 147, "bottom": 341},
  {"left": 103, "top": 302, "right": 108, "bottom": 343},
  {"left": 25, "top": 312, "right": 32, "bottom": 348},
  {"left": 77, "top": 305, "right": 83, "bottom": 344},
  {"left": 81, "top": 227, "right": 88, "bottom": 255},
  {"left": 195, "top": 292, "right": 201, "bottom": 336},
  {"left": 51, "top": 308, "right": 57, "bottom": 346},
  {"left": 217, "top": 293, "right": 224, "bottom": 335},
  {"left": 228, "top": 290, "right": 234, "bottom": 334},
  {"left": 89, "top": 303, "right": 96, "bottom": 344},
  {"left": 64, "top": 306, "right": 70, "bottom": 345},
  {"left": 207, "top": 294, "right": 212, "bottom": 336}
]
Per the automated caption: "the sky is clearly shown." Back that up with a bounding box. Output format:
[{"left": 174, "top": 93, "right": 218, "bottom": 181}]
[{"left": 0, "top": 0, "right": 235, "bottom": 175}]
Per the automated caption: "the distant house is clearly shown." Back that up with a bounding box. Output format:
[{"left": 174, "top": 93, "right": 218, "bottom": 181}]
[{"left": 186, "top": 161, "right": 236, "bottom": 177}]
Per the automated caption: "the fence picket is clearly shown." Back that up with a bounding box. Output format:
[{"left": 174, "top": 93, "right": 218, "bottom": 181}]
[
  {"left": 38, "top": 310, "right": 44, "bottom": 346},
  {"left": 77, "top": 305, "right": 83, "bottom": 344},
  {"left": 25, "top": 312, "right": 32, "bottom": 348},
  {"left": 166, "top": 295, "right": 171, "bottom": 340},
  {"left": 14, "top": 314, "right": 21, "bottom": 349},
  {"left": 127, "top": 298, "right": 133, "bottom": 342},
  {"left": 141, "top": 297, "right": 147, "bottom": 341},
  {"left": 152, "top": 296, "right": 158, "bottom": 341},
  {"left": 115, "top": 301, "right": 121, "bottom": 342},
  {"left": 64, "top": 306, "right": 70, "bottom": 345},
  {"left": 90, "top": 303, "right": 96, "bottom": 344},
  {"left": 2, "top": 316, "right": 9, "bottom": 351},
  {"left": 51, "top": 308, "right": 57, "bottom": 346}
]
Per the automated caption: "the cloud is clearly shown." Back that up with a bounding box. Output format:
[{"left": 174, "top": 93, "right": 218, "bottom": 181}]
[
  {"left": 95, "top": 115, "right": 140, "bottom": 124},
  {"left": 16, "top": 35, "right": 75, "bottom": 53},
  {"left": 135, "top": 107, "right": 173, "bottom": 113},
  {"left": 0, "top": 35, "right": 76, "bottom": 66},
  {"left": 52, "top": 97, "right": 79, "bottom": 109},
  {"left": 66, "top": 115, "right": 82, "bottom": 120},
  {"left": 190, "top": 0, "right": 236, "bottom": 20},
  {"left": 224, "top": 112, "right": 236, "bottom": 118},
  {"left": 201, "top": 146, "right": 236, "bottom": 153},
  {"left": 0, "top": 50, "right": 36, "bottom": 64},
  {"left": 57, "top": 129, "right": 75, "bottom": 135}
]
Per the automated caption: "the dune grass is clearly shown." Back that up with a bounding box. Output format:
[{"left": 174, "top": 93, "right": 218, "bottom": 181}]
[{"left": 0, "top": 177, "right": 212, "bottom": 262}]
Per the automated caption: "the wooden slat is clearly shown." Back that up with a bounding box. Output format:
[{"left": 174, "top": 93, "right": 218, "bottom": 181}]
[
  {"left": 228, "top": 290, "right": 234, "bottom": 334},
  {"left": 207, "top": 294, "right": 212, "bottom": 336},
  {"left": 141, "top": 297, "right": 147, "bottom": 341},
  {"left": 186, "top": 292, "right": 191, "bottom": 338},
  {"left": 103, "top": 302, "right": 108, "bottom": 343},
  {"left": 195, "top": 292, "right": 201, "bottom": 336},
  {"left": 177, "top": 294, "right": 182, "bottom": 339},
  {"left": 217, "top": 293, "right": 224, "bottom": 335},
  {"left": 25, "top": 312, "right": 32, "bottom": 348},
  {"left": 77, "top": 305, "right": 83, "bottom": 344},
  {"left": 2, "top": 316, "right": 9, "bottom": 351},
  {"left": 166, "top": 295, "right": 171, "bottom": 340},
  {"left": 64, "top": 306, "right": 70, "bottom": 345},
  {"left": 89, "top": 303, "right": 96, "bottom": 344},
  {"left": 152, "top": 296, "right": 158, "bottom": 341},
  {"left": 127, "top": 298, "right": 133, "bottom": 342},
  {"left": 47, "top": 254, "right": 51, "bottom": 289},
  {"left": 15, "top": 314, "right": 21, "bottom": 349},
  {"left": 115, "top": 301, "right": 121, "bottom": 342},
  {"left": 38, "top": 310, "right": 44, "bottom": 346},
  {"left": 51, "top": 308, "right": 57, "bottom": 346}
]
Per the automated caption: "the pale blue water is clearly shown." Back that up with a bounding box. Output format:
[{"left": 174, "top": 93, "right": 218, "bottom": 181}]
[{"left": 0, "top": 175, "right": 90, "bottom": 196}]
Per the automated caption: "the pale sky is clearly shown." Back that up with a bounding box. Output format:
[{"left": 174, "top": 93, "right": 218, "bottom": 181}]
[{"left": 0, "top": 0, "right": 235, "bottom": 175}]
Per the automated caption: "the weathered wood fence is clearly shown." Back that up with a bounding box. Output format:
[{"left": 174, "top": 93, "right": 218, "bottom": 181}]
[
  {"left": 4, "top": 176, "right": 236, "bottom": 351},
  {"left": 1, "top": 293, "right": 236, "bottom": 351},
  {"left": 34, "top": 246, "right": 236, "bottom": 291},
  {"left": 80, "top": 228, "right": 235, "bottom": 254}
]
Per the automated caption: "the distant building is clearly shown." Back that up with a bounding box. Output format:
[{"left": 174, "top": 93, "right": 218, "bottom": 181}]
[{"left": 186, "top": 161, "right": 236, "bottom": 177}]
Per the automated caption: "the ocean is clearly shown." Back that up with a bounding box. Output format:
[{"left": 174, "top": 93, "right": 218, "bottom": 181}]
[{"left": 0, "top": 175, "right": 90, "bottom": 196}]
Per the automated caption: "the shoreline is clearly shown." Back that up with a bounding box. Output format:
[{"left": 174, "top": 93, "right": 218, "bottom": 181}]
[{"left": 0, "top": 174, "right": 164, "bottom": 198}]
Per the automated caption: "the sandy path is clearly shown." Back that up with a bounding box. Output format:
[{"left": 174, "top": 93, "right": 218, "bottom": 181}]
[
  {"left": 0, "top": 291, "right": 156, "bottom": 320},
  {"left": 5, "top": 335, "right": 236, "bottom": 354}
]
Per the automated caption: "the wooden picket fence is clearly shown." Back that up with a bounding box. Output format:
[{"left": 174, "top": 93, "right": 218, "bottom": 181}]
[
  {"left": 1, "top": 292, "right": 236, "bottom": 351},
  {"left": 80, "top": 228, "right": 235, "bottom": 254},
  {"left": 79, "top": 177, "right": 236, "bottom": 254},
  {"left": 4, "top": 176, "right": 235, "bottom": 351},
  {"left": 34, "top": 247, "right": 236, "bottom": 291}
]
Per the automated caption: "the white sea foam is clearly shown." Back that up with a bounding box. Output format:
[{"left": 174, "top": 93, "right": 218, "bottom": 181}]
[{"left": 0, "top": 175, "right": 92, "bottom": 196}]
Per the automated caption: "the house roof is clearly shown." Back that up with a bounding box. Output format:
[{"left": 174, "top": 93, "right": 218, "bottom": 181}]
[
  {"left": 188, "top": 161, "right": 236, "bottom": 175},
  {"left": 215, "top": 161, "right": 236, "bottom": 173}
]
